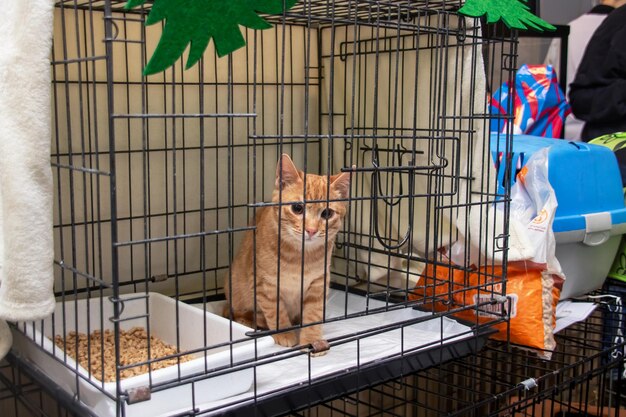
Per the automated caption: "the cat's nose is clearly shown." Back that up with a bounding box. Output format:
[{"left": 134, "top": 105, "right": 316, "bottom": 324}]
[{"left": 305, "top": 228, "right": 318, "bottom": 238}]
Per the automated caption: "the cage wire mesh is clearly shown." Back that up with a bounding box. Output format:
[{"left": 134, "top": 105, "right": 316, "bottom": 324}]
[
  {"left": 6, "top": 297, "right": 626, "bottom": 417},
  {"left": 10, "top": 0, "right": 519, "bottom": 415},
  {"left": 0, "top": 357, "right": 87, "bottom": 417},
  {"left": 287, "top": 297, "right": 626, "bottom": 417}
]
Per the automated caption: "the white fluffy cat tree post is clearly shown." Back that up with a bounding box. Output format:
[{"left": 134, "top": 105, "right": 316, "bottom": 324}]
[{"left": 0, "top": 0, "right": 56, "bottom": 360}]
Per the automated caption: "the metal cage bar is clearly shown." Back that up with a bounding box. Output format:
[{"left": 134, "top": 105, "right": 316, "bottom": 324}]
[{"left": 8, "top": 1, "right": 519, "bottom": 416}]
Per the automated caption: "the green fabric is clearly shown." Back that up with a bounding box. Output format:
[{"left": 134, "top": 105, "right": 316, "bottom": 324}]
[
  {"left": 608, "top": 238, "right": 626, "bottom": 283},
  {"left": 589, "top": 132, "right": 626, "bottom": 151},
  {"left": 126, "top": 0, "right": 298, "bottom": 75},
  {"left": 590, "top": 132, "right": 626, "bottom": 282},
  {"left": 459, "top": 0, "right": 555, "bottom": 32}
]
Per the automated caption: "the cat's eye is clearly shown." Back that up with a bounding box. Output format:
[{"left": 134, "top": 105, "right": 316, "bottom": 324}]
[
  {"left": 320, "top": 208, "right": 334, "bottom": 219},
  {"left": 291, "top": 204, "right": 304, "bottom": 214}
]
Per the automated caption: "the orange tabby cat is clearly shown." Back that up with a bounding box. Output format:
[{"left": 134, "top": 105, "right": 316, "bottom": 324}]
[{"left": 224, "top": 154, "right": 352, "bottom": 354}]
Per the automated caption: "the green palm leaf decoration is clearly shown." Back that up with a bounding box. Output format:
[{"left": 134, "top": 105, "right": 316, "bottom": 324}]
[
  {"left": 459, "top": 0, "right": 555, "bottom": 31},
  {"left": 126, "top": 0, "right": 298, "bottom": 75}
]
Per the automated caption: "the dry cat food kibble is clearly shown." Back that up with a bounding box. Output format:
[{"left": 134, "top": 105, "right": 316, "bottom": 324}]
[{"left": 53, "top": 327, "right": 193, "bottom": 382}]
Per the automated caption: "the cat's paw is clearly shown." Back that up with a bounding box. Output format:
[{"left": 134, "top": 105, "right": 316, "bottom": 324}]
[
  {"left": 299, "top": 327, "right": 323, "bottom": 345},
  {"left": 300, "top": 339, "right": 330, "bottom": 357},
  {"left": 272, "top": 331, "right": 298, "bottom": 347}
]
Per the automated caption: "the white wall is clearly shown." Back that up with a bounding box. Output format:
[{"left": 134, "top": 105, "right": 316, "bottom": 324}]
[{"left": 540, "top": 0, "right": 596, "bottom": 25}]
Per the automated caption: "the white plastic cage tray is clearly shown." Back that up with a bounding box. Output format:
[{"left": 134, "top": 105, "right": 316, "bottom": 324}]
[{"left": 11, "top": 292, "right": 274, "bottom": 417}]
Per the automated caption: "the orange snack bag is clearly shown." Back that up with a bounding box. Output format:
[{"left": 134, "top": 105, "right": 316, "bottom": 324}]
[{"left": 411, "top": 262, "right": 561, "bottom": 358}]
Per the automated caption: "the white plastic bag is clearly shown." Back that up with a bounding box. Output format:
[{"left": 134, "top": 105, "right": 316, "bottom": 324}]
[
  {"left": 451, "top": 147, "right": 564, "bottom": 279},
  {"left": 508, "top": 148, "right": 563, "bottom": 277},
  {"left": 447, "top": 147, "right": 564, "bottom": 360}
]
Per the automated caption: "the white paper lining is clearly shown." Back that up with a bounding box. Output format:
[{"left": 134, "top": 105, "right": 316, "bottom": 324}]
[{"left": 190, "top": 289, "right": 475, "bottom": 416}]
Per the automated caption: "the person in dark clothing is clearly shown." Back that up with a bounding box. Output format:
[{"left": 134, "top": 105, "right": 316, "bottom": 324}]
[
  {"left": 569, "top": 3, "right": 626, "bottom": 141},
  {"left": 544, "top": 0, "right": 616, "bottom": 140}
]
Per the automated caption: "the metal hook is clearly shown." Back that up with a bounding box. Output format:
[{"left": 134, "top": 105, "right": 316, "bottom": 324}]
[
  {"left": 372, "top": 145, "right": 403, "bottom": 207},
  {"left": 400, "top": 7, "right": 413, "bottom": 23},
  {"left": 370, "top": 147, "right": 414, "bottom": 250},
  {"left": 108, "top": 296, "right": 126, "bottom": 322},
  {"left": 110, "top": 21, "right": 119, "bottom": 42},
  {"left": 456, "top": 15, "right": 467, "bottom": 43}
]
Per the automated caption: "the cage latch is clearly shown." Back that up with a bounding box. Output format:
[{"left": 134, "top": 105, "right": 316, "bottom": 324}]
[
  {"left": 126, "top": 386, "right": 151, "bottom": 404},
  {"left": 583, "top": 212, "right": 612, "bottom": 246},
  {"left": 152, "top": 273, "right": 169, "bottom": 283},
  {"left": 518, "top": 378, "right": 537, "bottom": 391}
]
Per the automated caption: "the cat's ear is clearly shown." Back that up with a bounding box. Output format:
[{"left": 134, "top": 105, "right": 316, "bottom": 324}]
[
  {"left": 330, "top": 165, "right": 355, "bottom": 199},
  {"left": 275, "top": 154, "right": 301, "bottom": 190}
]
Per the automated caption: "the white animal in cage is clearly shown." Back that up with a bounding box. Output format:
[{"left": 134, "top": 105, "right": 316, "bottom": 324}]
[{"left": 224, "top": 154, "right": 352, "bottom": 355}]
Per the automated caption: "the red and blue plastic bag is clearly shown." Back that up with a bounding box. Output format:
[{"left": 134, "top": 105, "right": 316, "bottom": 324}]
[{"left": 490, "top": 64, "right": 571, "bottom": 138}]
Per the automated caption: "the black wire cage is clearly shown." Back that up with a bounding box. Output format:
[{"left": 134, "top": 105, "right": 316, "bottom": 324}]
[
  {"left": 291, "top": 297, "right": 626, "bottom": 417},
  {"left": 6, "top": 294, "right": 626, "bottom": 417},
  {"left": 289, "top": 294, "right": 626, "bottom": 417},
  {"left": 9, "top": 1, "right": 518, "bottom": 416}
]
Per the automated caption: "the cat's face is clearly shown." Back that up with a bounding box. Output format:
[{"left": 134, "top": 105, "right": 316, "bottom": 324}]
[{"left": 272, "top": 154, "right": 351, "bottom": 247}]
